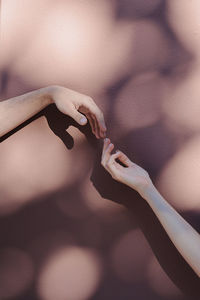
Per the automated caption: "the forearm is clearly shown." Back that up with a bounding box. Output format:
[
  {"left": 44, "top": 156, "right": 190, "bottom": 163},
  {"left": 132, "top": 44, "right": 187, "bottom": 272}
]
[
  {"left": 141, "top": 184, "right": 200, "bottom": 277},
  {"left": 0, "top": 86, "right": 53, "bottom": 137}
]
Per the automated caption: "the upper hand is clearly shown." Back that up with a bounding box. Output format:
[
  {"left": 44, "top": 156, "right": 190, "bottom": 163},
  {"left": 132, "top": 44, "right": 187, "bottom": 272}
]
[
  {"left": 48, "top": 85, "right": 106, "bottom": 139},
  {"left": 101, "top": 138, "right": 152, "bottom": 195}
]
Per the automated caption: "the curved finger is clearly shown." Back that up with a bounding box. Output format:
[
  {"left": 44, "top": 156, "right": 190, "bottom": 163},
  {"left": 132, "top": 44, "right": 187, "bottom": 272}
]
[
  {"left": 107, "top": 152, "right": 123, "bottom": 169},
  {"left": 94, "top": 110, "right": 106, "bottom": 134},
  {"left": 87, "top": 114, "right": 96, "bottom": 137},
  {"left": 84, "top": 100, "right": 106, "bottom": 132},
  {"left": 101, "top": 142, "right": 114, "bottom": 167},
  {"left": 89, "top": 111, "right": 106, "bottom": 139},
  {"left": 106, "top": 154, "right": 121, "bottom": 179},
  {"left": 102, "top": 138, "right": 110, "bottom": 158},
  {"left": 90, "top": 113, "right": 99, "bottom": 139},
  {"left": 115, "top": 151, "right": 133, "bottom": 167}
]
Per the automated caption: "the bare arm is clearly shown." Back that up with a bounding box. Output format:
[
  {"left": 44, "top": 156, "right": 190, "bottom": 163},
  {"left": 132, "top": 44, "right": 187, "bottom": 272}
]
[
  {"left": 0, "top": 87, "right": 51, "bottom": 137},
  {"left": 101, "top": 138, "right": 200, "bottom": 277},
  {"left": 142, "top": 185, "right": 200, "bottom": 277},
  {"left": 0, "top": 85, "right": 106, "bottom": 138}
]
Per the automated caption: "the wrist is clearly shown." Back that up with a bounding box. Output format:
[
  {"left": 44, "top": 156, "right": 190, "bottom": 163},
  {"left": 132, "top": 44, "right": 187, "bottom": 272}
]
[
  {"left": 39, "top": 85, "right": 59, "bottom": 106},
  {"left": 139, "top": 183, "right": 159, "bottom": 202},
  {"left": 136, "top": 181, "right": 156, "bottom": 200}
]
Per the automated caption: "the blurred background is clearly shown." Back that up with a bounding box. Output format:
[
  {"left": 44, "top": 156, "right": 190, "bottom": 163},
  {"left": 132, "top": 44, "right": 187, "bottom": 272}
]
[{"left": 1, "top": 0, "right": 200, "bottom": 299}]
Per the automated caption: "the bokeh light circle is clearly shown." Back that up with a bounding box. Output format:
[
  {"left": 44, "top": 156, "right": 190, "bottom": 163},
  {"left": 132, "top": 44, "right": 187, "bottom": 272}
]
[
  {"left": 37, "top": 246, "right": 102, "bottom": 300},
  {"left": 157, "top": 136, "right": 200, "bottom": 211}
]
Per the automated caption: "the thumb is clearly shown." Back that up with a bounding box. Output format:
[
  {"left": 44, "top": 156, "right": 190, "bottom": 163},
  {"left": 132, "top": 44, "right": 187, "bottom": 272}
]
[{"left": 68, "top": 107, "right": 88, "bottom": 125}]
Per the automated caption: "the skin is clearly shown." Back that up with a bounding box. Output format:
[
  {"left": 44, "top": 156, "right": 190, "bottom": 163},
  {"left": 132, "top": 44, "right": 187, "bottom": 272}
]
[
  {"left": 0, "top": 85, "right": 106, "bottom": 138},
  {"left": 101, "top": 138, "right": 200, "bottom": 277}
]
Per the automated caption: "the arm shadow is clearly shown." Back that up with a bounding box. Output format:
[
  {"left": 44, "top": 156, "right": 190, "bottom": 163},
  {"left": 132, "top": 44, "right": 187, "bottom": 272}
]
[
  {"left": 1, "top": 102, "right": 199, "bottom": 297},
  {"left": 0, "top": 104, "right": 97, "bottom": 148}
]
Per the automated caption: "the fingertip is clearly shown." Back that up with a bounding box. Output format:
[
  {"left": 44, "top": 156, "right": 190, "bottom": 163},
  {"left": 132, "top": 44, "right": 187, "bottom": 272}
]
[
  {"left": 102, "top": 123, "right": 107, "bottom": 131},
  {"left": 80, "top": 116, "right": 87, "bottom": 125},
  {"left": 104, "top": 137, "right": 110, "bottom": 143},
  {"left": 100, "top": 130, "right": 106, "bottom": 139},
  {"left": 109, "top": 143, "right": 114, "bottom": 149},
  {"left": 94, "top": 131, "right": 99, "bottom": 139}
]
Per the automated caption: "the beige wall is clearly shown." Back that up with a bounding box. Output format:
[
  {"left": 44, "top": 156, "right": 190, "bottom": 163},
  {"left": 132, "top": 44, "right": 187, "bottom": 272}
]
[{"left": 0, "top": 1, "right": 200, "bottom": 299}]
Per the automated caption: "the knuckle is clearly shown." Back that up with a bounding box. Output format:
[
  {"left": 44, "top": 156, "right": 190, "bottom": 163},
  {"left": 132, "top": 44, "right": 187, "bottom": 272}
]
[{"left": 86, "top": 96, "right": 94, "bottom": 103}]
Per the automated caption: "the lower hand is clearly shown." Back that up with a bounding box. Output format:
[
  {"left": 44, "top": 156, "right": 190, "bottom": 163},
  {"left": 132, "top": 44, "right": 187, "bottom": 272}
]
[{"left": 101, "top": 138, "right": 152, "bottom": 196}]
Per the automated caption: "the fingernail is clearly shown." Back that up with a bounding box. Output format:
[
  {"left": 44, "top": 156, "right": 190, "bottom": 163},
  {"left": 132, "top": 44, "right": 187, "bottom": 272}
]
[{"left": 80, "top": 117, "right": 87, "bottom": 124}]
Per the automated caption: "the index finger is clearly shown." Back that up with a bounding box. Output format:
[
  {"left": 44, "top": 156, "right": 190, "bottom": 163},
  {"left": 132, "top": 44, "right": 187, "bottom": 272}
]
[
  {"left": 101, "top": 139, "right": 114, "bottom": 167},
  {"left": 84, "top": 99, "right": 107, "bottom": 132},
  {"left": 115, "top": 151, "right": 133, "bottom": 167},
  {"left": 102, "top": 138, "right": 110, "bottom": 157}
]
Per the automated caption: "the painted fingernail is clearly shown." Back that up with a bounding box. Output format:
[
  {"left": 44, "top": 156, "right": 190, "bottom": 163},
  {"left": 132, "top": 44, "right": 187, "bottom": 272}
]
[{"left": 80, "top": 117, "right": 87, "bottom": 124}]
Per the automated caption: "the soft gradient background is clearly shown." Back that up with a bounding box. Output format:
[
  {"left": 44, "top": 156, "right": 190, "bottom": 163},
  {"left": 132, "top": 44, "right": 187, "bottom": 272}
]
[{"left": 0, "top": 0, "right": 200, "bottom": 299}]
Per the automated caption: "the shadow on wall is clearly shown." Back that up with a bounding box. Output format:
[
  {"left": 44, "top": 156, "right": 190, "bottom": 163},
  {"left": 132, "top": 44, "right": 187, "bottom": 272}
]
[
  {"left": 0, "top": 104, "right": 96, "bottom": 148},
  {"left": 0, "top": 98, "right": 200, "bottom": 299},
  {"left": 1, "top": 0, "right": 200, "bottom": 299}
]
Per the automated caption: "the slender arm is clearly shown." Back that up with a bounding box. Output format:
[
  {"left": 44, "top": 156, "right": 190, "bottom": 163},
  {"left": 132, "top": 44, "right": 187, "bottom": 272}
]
[
  {"left": 0, "top": 87, "right": 52, "bottom": 137},
  {"left": 142, "top": 184, "right": 200, "bottom": 277}
]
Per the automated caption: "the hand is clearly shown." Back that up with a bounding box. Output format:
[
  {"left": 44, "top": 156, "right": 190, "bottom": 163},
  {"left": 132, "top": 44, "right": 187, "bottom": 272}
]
[
  {"left": 101, "top": 138, "right": 152, "bottom": 196},
  {"left": 48, "top": 85, "right": 106, "bottom": 139}
]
